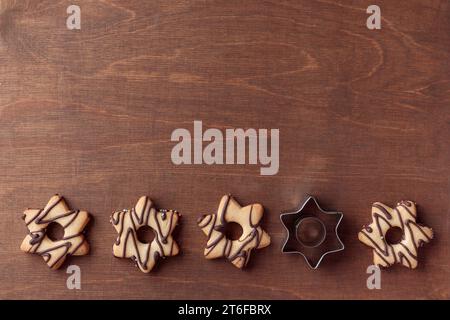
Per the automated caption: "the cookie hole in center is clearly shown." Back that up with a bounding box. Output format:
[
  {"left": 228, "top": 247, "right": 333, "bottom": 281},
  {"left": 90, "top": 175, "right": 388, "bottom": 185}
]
[
  {"left": 137, "top": 226, "right": 156, "bottom": 244},
  {"left": 224, "top": 222, "right": 243, "bottom": 240},
  {"left": 385, "top": 227, "right": 403, "bottom": 244},
  {"left": 46, "top": 222, "right": 64, "bottom": 241}
]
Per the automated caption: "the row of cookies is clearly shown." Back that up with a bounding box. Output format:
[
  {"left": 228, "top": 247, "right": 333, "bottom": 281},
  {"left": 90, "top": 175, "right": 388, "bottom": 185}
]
[{"left": 20, "top": 194, "right": 434, "bottom": 271}]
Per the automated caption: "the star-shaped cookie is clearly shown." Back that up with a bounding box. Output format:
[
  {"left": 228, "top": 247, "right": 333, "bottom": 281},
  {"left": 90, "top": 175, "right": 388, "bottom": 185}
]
[
  {"left": 358, "top": 200, "right": 433, "bottom": 269},
  {"left": 111, "top": 196, "right": 180, "bottom": 273},
  {"left": 20, "top": 195, "right": 90, "bottom": 269},
  {"left": 197, "top": 195, "right": 271, "bottom": 269},
  {"left": 280, "top": 195, "right": 344, "bottom": 269}
]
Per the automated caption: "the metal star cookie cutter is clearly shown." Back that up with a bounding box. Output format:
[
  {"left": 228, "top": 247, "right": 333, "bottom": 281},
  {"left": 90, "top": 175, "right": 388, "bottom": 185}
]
[{"left": 280, "top": 195, "right": 344, "bottom": 269}]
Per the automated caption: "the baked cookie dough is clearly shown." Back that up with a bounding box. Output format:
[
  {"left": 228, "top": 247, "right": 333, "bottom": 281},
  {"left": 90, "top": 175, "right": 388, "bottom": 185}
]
[
  {"left": 111, "top": 196, "right": 180, "bottom": 273},
  {"left": 358, "top": 200, "right": 433, "bottom": 269},
  {"left": 20, "top": 195, "right": 90, "bottom": 269},
  {"left": 197, "top": 195, "right": 270, "bottom": 269}
]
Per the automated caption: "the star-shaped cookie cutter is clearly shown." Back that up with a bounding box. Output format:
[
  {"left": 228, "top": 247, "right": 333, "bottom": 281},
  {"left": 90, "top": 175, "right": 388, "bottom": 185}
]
[{"left": 280, "top": 195, "right": 344, "bottom": 269}]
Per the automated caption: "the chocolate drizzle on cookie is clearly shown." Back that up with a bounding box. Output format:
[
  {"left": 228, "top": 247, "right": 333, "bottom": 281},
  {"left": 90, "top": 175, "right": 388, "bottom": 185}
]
[
  {"left": 197, "top": 195, "right": 270, "bottom": 269},
  {"left": 20, "top": 195, "right": 90, "bottom": 269},
  {"left": 111, "top": 196, "right": 180, "bottom": 273},
  {"left": 358, "top": 201, "right": 433, "bottom": 269}
]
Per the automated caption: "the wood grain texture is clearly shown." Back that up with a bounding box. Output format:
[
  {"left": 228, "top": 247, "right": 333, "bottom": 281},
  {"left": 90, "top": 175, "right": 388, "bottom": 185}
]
[{"left": 0, "top": 0, "right": 449, "bottom": 299}]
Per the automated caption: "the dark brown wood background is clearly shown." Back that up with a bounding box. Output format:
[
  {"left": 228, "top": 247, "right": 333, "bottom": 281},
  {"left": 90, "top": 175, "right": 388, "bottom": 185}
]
[{"left": 0, "top": 0, "right": 449, "bottom": 300}]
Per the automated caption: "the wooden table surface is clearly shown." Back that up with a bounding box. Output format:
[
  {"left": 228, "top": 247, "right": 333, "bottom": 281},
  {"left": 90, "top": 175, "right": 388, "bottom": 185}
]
[{"left": 0, "top": 0, "right": 449, "bottom": 300}]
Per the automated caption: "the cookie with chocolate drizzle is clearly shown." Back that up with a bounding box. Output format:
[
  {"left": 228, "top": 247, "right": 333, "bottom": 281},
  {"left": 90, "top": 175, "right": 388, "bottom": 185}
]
[
  {"left": 358, "top": 201, "right": 433, "bottom": 269},
  {"left": 111, "top": 196, "right": 180, "bottom": 273},
  {"left": 197, "top": 195, "right": 271, "bottom": 269},
  {"left": 20, "top": 195, "right": 90, "bottom": 269}
]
